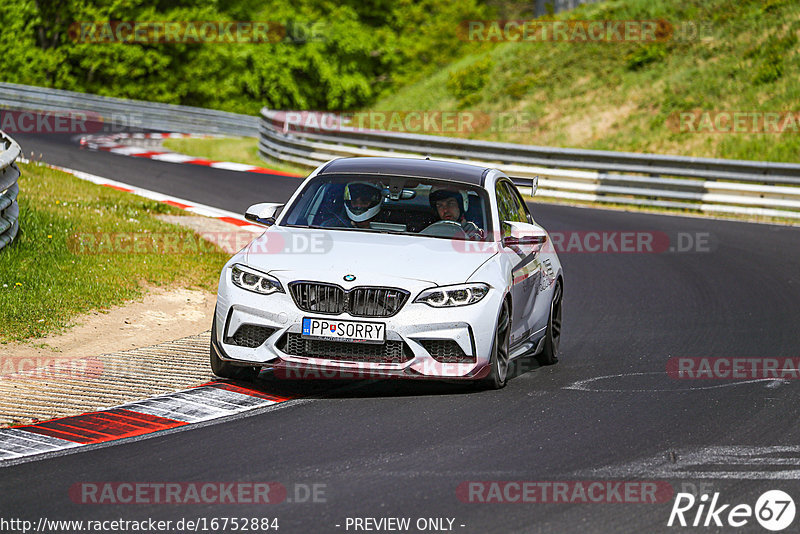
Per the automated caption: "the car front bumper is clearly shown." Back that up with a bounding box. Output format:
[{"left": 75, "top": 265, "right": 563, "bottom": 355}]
[{"left": 214, "top": 268, "right": 503, "bottom": 380}]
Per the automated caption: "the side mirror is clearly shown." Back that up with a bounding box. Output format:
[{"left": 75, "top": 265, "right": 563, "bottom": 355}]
[
  {"left": 502, "top": 221, "right": 547, "bottom": 247},
  {"left": 245, "top": 203, "right": 284, "bottom": 226}
]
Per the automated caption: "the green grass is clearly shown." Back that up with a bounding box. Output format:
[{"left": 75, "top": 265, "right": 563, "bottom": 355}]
[
  {"left": 370, "top": 0, "right": 800, "bottom": 163},
  {"left": 161, "top": 137, "right": 308, "bottom": 176},
  {"left": 0, "top": 163, "right": 230, "bottom": 342}
]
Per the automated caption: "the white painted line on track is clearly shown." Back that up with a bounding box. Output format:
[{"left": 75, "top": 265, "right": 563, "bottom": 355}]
[
  {"left": 149, "top": 153, "right": 198, "bottom": 163},
  {"left": 209, "top": 162, "right": 258, "bottom": 172},
  {"left": 564, "top": 371, "right": 782, "bottom": 392}
]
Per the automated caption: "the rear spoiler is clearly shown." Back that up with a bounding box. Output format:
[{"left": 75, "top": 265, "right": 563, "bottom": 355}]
[{"left": 509, "top": 176, "right": 539, "bottom": 197}]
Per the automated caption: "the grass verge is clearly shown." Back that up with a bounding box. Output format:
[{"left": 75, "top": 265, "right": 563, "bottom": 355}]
[
  {"left": 161, "top": 137, "right": 309, "bottom": 176},
  {"left": 0, "top": 162, "right": 230, "bottom": 342}
]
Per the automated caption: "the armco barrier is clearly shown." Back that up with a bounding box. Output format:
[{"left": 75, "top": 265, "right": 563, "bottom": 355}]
[
  {"left": 258, "top": 109, "right": 800, "bottom": 220},
  {"left": 1, "top": 82, "right": 797, "bottom": 220},
  {"left": 0, "top": 82, "right": 257, "bottom": 136},
  {"left": 0, "top": 130, "right": 21, "bottom": 250}
]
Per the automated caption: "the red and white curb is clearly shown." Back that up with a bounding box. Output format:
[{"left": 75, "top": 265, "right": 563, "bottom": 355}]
[
  {"left": 79, "top": 132, "right": 302, "bottom": 177},
  {"left": 0, "top": 382, "right": 289, "bottom": 463},
  {"left": 19, "top": 159, "right": 266, "bottom": 234}
]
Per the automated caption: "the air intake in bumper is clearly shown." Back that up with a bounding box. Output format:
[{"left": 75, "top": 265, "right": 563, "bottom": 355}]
[
  {"left": 419, "top": 339, "right": 475, "bottom": 363},
  {"left": 225, "top": 324, "right": 276, "bottom": 348},
  {"left": 279, "top": 333, "right": 412, "bottom": 364}
]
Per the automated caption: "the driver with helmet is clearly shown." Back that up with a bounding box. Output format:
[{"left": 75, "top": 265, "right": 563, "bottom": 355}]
[
  {"left": 428, "top": 187, "right": 484, "bottom": 239},
  {"left": 323, "top": 181, "right": 383, "bottom": 229}
]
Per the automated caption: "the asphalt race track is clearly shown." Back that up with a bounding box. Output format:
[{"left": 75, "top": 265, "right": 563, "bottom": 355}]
[{"left": 3, "top": 129, "right": 800, "bottom": 533}]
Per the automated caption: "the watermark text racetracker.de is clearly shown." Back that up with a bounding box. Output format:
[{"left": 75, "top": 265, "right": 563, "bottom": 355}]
[
  {"left": 0, "top": 108, "right": 146, "bottom": 134},
  {"left": 456, "top": 480, "right": 673, "bottom": 503},
  {"left": 453, "top": 231, "right": 715, "bottom": 254},
  {"left": 0, "top": 109, "right": 102, "bottom": 134},
  {"left": 69, "top": 481, "right": 326, "bottom": 505},
  {"left": 667, "top": 357, "right": 800, "bottom": 380},
  {"left": 69, "top": 21, "right": 328, "bottom": 44},
  {"left": 458, "top": 19, "right": 711, "bottom": 43},
  {"left": 669, "top": 110, "right": 800, "bottom": 134},
  {"left": 274, "top": 110, "right": 537, "bottom": 134},
  {"left": 68, "top": 231, "right": 333, "bottom": 256},
  {"left": 0, "top": 355, "right": 104, "bottom": 382}
]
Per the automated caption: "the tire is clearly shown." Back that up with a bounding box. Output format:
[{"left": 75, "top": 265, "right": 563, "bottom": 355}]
[
  {"left": 210, "top": 314, "right": 260, "bottom": 381},
  {"left": 536, "top": 280, "right": 562, "bottom": 366},
  {"left": 481, "top": 299, "right": 511, "bottom": 389}
]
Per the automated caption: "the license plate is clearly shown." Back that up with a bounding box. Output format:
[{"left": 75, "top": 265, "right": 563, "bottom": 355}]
[{"left": 302, "top": 318, "right": 385, "bottom": 344}]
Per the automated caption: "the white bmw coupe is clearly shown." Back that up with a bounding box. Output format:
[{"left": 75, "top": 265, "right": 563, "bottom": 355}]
[{"left": 212, "top": 157, "right": 563, "bottom": 388}]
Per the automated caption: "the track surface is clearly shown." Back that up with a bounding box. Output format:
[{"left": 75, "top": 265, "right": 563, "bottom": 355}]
[{"left": 3, "top": 130, "right": 800, "bottom": 533}]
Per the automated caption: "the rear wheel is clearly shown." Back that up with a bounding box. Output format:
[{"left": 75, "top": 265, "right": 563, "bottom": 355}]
[
  {"left": 210, "top": 314, "right": 260, "bottom": 381},
  {"left": 481, "top": 299, "right": 511, "bottom": 389},
  {"left": 536, "top": 281, "right": 562, "bottom": 366}
]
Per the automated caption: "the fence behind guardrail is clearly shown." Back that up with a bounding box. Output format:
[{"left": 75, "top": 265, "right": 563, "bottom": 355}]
[{"left": 0, "top": 131, "right": 21, "bottom": 250}]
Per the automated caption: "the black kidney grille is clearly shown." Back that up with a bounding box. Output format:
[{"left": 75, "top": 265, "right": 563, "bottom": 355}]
[
  {"left": 290, "top": 282, "right": 344, "bottom": 314},
  {"left": 349, "top": 287, "right": 408, "bottom": 317},
  {"left": 289, "top": 282, "right": 409, "bottom": 318}
]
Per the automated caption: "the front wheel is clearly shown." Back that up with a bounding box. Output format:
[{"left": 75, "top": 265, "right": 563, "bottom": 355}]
[
  {"left": 481, "top": 299, "right": 511, "bottom": 389},
  {"left": 536, "top": 281, "right": 562, "bottom": 366}
]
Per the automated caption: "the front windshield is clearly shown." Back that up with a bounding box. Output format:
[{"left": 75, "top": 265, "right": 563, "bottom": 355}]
[{"left": 280, "top": 174, "right": 493, "bottom": 242}]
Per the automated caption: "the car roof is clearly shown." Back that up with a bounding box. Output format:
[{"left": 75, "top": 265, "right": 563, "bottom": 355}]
[{"left": 318, "top": 157, "right": 492, "bottom": 186}]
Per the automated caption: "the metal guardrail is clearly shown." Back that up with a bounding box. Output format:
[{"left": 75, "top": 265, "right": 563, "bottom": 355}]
[
  {"left": 258, "top": 109, "right": 800, "bottom": 220},
  {"left": 0, "top": 82, "right": 258, "bottom": 136},
  {"left": 0, "top": 131, "right": 21, "bottom": 250}
]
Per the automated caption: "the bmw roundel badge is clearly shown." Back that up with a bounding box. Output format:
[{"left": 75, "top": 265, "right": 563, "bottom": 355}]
[{"left": 343, "top": 274, "right": 356, "bottom": 282}]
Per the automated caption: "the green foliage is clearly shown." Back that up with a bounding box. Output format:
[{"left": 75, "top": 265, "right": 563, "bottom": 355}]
[
  {"left": 446, "top": 57, "right": 493, "bottom": 108},
  {"left": 747, "top": 29, "right": 798, "bottom": 85},
  {"left": 0, "top": 0, "right": 491, "bottom": 113},
  {"left": 626, "top": 44, "right": 668, "bottom": 71}
]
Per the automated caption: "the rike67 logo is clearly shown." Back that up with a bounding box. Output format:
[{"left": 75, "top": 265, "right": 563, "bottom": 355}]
[{"left": 668, "top": 490, "right": 796, "bottom": 531}]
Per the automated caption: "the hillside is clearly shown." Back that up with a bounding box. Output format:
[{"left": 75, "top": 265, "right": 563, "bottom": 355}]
[{"left": 371, "top": 0, "right": 800, "bottom": 162}]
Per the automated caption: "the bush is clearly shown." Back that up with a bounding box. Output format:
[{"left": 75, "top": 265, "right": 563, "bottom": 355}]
[{"left": 446, "top": 57, "right": 493, "bottom": 108}]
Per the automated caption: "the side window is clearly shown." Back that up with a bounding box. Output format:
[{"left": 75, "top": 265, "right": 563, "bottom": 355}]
[
  {"left": 504, "top": 182, "right": 532, "bottom": 224},
  {"left": 495, "top": 181, "right": 518, "bottom": 238},
  {"left": 495, "top": 182, "right": 513, "bottom": 222}
]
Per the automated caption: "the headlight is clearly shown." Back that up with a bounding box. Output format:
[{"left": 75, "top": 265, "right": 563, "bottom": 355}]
[
  {"left": 414, "top": 283, "right": 489, "bottom": 308},
  {"left": 231, "top": 264, "right": 284, "bottom": 295}
]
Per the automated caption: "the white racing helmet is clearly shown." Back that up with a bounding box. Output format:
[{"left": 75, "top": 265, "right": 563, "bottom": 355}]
[{"left": 344, "top": 181, "right": 383, "bottom": 222}]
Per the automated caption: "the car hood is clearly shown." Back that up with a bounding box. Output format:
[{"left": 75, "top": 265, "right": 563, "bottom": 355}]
[{"left": 241, "top": 226, "right": 498, "bottom": 286}]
